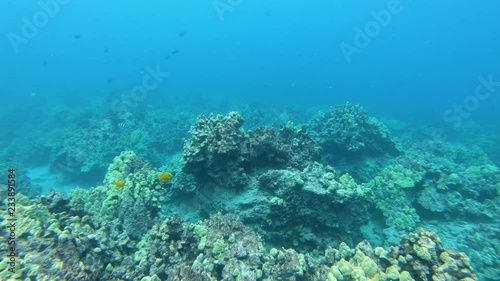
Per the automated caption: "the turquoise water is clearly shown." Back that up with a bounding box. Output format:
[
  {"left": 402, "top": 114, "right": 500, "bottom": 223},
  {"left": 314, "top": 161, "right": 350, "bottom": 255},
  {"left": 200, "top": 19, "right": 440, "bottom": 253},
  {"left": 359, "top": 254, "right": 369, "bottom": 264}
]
[{"left": 1, "top": 1, "right": 499, "bottom": 280}]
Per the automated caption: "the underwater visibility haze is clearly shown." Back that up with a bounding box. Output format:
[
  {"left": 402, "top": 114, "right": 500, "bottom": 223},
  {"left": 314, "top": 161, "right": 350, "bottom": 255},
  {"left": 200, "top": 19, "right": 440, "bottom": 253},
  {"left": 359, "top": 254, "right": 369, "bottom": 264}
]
[{"left": 0, "top": 1, "right": 499, "bottom": 280}]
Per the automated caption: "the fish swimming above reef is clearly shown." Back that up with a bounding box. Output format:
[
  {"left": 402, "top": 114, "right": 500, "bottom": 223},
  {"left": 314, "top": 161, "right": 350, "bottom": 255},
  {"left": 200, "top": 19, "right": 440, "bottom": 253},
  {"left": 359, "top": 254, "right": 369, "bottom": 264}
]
[
  {"left": 158, "top": 172, "right": 173, "bottom": 182},
  {"left": 115, "top": 179, "right": 125, "bottom": 188}
]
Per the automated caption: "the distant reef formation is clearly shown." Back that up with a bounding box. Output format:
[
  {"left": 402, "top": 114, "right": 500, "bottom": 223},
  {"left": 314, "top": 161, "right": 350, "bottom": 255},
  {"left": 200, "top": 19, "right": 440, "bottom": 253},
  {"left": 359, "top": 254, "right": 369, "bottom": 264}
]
[{"left": 308, "top": 102, "right": 401, "bottom": 157}]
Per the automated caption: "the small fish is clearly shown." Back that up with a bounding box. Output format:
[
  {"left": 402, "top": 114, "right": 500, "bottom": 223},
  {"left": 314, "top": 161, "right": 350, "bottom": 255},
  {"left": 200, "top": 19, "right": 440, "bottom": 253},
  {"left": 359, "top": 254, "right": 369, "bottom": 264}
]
[
  {"left": 117, "top": 122, "right": 127, "bottom": 129},
  {"left": 164, "top": 55, "right": 170, "bottom": 60},
  {"left": 171, "top": 50, "right": 180, "bottom": 55},
  {"left": 158, "top": 172, "right": 173, "bottom": 182},
  {"left": 74, "top": 34, "right": 81, "bottom": 40},
  {"left": 104, "top": 47, "right": 109, "bottom": 53},
  {"left": 107, "top": 79, "right": 113, "bottom": 84},
  {"left": 115, "top": 179, "right": 125, "bottom": 188},
  {"left": 42, "top": 60, "right": 47, "bottom": 66},
  {"left": 178, "top": 31, "right": 187, "bottom": 37}
]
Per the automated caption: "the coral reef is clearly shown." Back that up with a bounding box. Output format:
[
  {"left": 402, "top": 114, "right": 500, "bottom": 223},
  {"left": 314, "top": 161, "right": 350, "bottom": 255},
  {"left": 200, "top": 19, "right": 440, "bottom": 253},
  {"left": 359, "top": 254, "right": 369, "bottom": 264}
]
[
  {"left": 182, "top": 112, "right": 248, "bottom": 188},
  {"left": 47, "top": 117, "right": 117, "bottom": 176},
  {"left": 340, "top": 137, "right": 499, "bottom": 280},
  {"left": 179, "top": 112, "right": 374, "bottom": 250},
  {"left": 143, "top": 109, "right": 193, "bottom": 158},
  {"left": 308, "top": 102, "right": 400, "bottom": 157},
  {"left": 1, "top": 103, "right": 498, "bottom": 281},
  {"left": 394, "top": 229, "right": 477, "bottom": 281},
  {"left": 69, "top": 151, "right": 171, "bottom": 239},
  {"left": 252, "top": 162, "right": 371, "bottom": 250},
  {"left": 322, "top": 228, "right": 477, "bottom": 281},
  {"left": 182, "top": 112, "right": 321, "bottom": 188},
  {"left": 0, "top": 162, "right": 41, "bottom": 198},
  {"left": 0, "top": 187, "right": 477, "bottom": 281},
  {"left": 0, "top": 191, "right": 101, "bottom": 280},
  {"left": 367, "top": 164, "right": 423, "bottom": 245}
]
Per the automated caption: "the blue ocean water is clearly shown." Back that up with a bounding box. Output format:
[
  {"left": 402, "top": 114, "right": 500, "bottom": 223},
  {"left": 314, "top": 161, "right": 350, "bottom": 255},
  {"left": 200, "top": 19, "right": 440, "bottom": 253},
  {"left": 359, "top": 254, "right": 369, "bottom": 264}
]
[{"left": 1, "top": 1, "right": 499, "bottom": 280}]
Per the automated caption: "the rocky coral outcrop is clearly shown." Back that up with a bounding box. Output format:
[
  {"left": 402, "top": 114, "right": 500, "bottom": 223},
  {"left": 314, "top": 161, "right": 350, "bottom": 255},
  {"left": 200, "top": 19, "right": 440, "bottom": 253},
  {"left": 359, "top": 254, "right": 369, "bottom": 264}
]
[
  {"left": 182, "top": 112, "right": 248, "bottom": 188},
  {"left": 394, "top": 229, "right": 477, "bottom": 281},
  {"left": 308, "top": 102, "right": 400, "bottom": 157},
  {"left": 254, "top": 162, "right": 371, "bottom": 250},
  {"left": 184, "top": 159, "right": 372, "bottom": 253},
  {"left": 69, "top": 151, "right": 171, "bottom": 240},
  {"left": 182, "top": 112, "right": 321, "bottom": 188}
]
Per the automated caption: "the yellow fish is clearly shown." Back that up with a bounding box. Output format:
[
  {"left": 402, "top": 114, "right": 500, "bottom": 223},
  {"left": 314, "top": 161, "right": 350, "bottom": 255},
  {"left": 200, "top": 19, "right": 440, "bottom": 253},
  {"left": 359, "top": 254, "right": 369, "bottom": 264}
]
[
  {"left": 158, "top": 172, "right": 173, "bottom": 182},
  {"left": 115, "top": 179, "right": 125, "bottom": 188}
]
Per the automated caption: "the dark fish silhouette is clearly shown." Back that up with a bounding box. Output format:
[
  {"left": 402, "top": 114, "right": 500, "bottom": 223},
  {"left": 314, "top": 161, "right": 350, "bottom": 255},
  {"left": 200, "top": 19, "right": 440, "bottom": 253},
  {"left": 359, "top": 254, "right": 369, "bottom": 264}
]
[
  {"left": 164, "top": 55, "right": 170, "bottom": 60},
  {"left": 178, "top": 31, "right": 187, "bottom": 37},
  {"left": 104, "top": 47, "right": 109, "bottom": 53},
  {"left": 74, "top": 34, "right": 81, "bottom": 39},
  {"left": 171, "top": 50, "right": 180, "bottom": 54}
]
